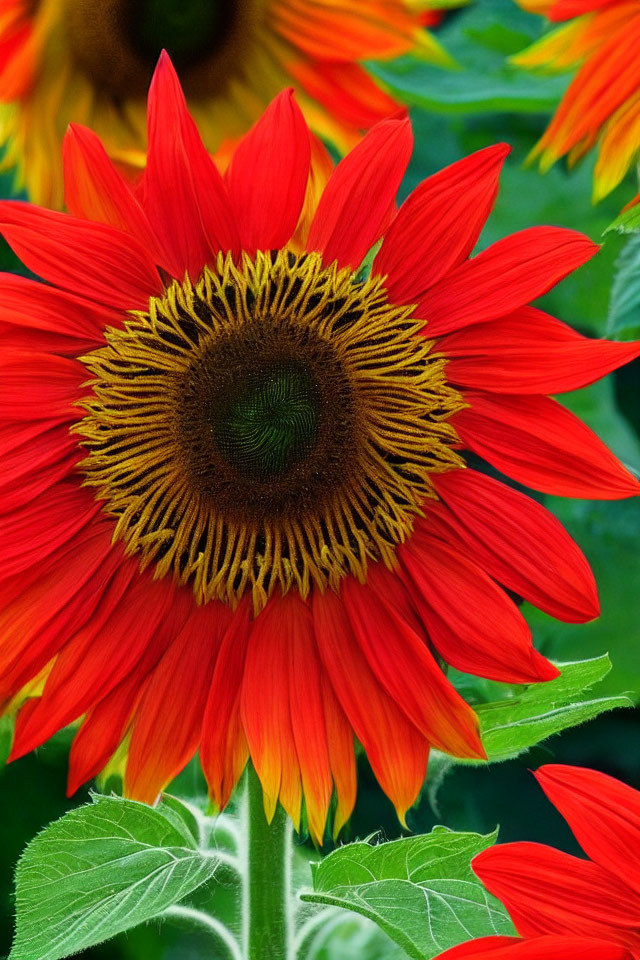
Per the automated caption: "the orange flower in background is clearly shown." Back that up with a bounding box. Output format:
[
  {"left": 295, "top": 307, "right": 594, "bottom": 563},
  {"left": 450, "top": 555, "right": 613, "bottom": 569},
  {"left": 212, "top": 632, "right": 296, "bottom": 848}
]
[
  {"left": 513, "top": 0, "right": 640, "bottom": 202},
  {"left": 1, "top": 55, "right": 640, "bottom": 843},
  {"left": 0, "top": 0, "right": 453, "bottom": 208},
  {"left": 437, "top": 765, "right": 640, "bottom": 960}
]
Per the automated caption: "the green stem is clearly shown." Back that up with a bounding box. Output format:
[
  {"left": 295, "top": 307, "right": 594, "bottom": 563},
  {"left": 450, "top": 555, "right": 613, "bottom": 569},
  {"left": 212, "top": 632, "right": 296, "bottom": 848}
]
[{"left": 244, "top": 763, "right": 292, "bottom": 960}]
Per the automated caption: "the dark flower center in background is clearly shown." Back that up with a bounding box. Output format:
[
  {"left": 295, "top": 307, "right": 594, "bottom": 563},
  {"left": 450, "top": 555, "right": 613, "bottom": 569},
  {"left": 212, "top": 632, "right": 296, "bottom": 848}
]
[
  {"left": 76, "top": 251, "right": 464, "bottom": 610},
  {"left": 127, "top": 0, "right": 231, "bottom": 71},
  {"left": 65, "top": 0, "right": 256, "bottom": 98}
]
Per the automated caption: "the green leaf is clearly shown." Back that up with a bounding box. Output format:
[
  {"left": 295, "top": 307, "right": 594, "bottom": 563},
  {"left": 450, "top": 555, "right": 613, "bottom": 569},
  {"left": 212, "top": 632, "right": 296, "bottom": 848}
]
[
  {"left": 371, "top": 56, "right": 567, "bottom": 115},
  {"left": 473, "top": 655, "right": 632, "bottom": 764},
  {"left": 10, "top": 794, "right": 220, "bottom": 960},
  {"left": 605, "top": 202, "right": 640, "bottom": 236},
  {"left": 0, "top": 713, "right": 13, "bottom": 767},
  {"left": 158, "top": 793, "right": 203, "bottom": 846},
  {"left": 301, "top": 828, "right": 514, "bottom": 960},
  {"left": 368, "top": 0, "right": 568, "bottom": 114},
  {"left": 606, "top": 232, "right": 640, "bottom": 341}
]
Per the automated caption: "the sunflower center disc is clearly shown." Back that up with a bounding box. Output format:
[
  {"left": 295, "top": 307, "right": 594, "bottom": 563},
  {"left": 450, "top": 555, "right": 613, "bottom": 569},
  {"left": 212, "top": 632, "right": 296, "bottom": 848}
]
[
  {"left": 214, "top": 363, "right": 318, "bottom": 480},
  {"left": 77, "top": 251, "right": 465, "bottom": 611}
]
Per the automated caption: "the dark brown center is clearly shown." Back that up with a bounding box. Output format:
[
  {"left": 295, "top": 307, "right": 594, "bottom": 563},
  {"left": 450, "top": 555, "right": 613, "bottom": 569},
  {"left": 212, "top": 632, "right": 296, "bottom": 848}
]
[
  {"left": 176, "top": 323, "right": 358, "bottom": 521},
  {"left": 65, "top": 0, "right": 256, "bottom": 99}
]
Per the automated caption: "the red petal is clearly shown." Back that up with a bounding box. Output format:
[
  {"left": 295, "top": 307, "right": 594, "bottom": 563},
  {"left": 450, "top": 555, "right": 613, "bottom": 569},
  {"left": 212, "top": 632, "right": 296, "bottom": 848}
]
[
  {"left": 0, "top": 202, "right": 162, "bottom": 310},
  {"left": 0, "top": 526, "right": 120, "bottom": 706},
  {"left": 400, "top": 533, "right": 559, "bottom": 684},
  {"left": 534, "top": 765, "right": 640, "bottom": 897},
  {"left": 0, "top": 352, "right": 85, "bottom": 421},
  {"left": 273, "top": 1, "right": 419, "bottom": 60},
  {"left": 306, "top": 116, "right": 413, "bottom": 269},
  {"left": 125, "top": 600, "right": 232, "bottom": 802},
  {"left": 342, "top": 576, "right": 485, "bottom": 759},
  {"left": 419, "top": 228, "right": 598, "bottom": 337},
  {"left": 0, "top": 424, "right": 79, "bottom": 514},
  {"left": 63, "top": 124, "right": 166, "bottom": 267},
  {"left": 454, "top": 392, "right": 640, "bottom": 499},
  {"left": 69, "top": 586, "right": 195, "bottom": 794},
  {"left": 0, "top": 419, "right": 64, "bottom": 457},
  {"left": 436, "top": 937, "right": 523, "bottom": 960},
  {"left": 321, "top": 676, "right": 356, "bottom": 837},
  {"left": 0, "top": 327, "right": 89, "bottom": 356},
  {"left": 68, "top": 673, "right": 140, "bottom": 795},
  {"left": 0, "top": 482, "right": 99, "bottom": 579},
  {"left": 437, "top": 936, "right": 634, "bottom": 960},
  {"left": 201, "top": 600, "right": 251, "bottom": 810},
  {"left": 0, "top": 15, "right": 34, "bottom": 101},
  {"left": 68, "top": 583, "right": 191, "bottom": 794},
  {"left": 142, "top": 53, "right": 238, "bottom": 277},
  {"left": 375, "top": 144, "right": 510, "bottom": 303},
  {"left": 472, "top": 842, "right": 640, "bottom": 952},
  {"left": 0, "top": 273, "right": 117, "bottom": 351},
  {"left": 285, "top": 596, "right": 333, "bottom": 844},
  {"left": 441, "top": 307, "right": 640, "bottom": 395},
  {"left": 290, "top": 59, "right": 400, "bottom": 130},
  {"left": 362, "top": 561, "right": 425, "bottom": 634},
  {"left": 10, "top": 571, "right": 180, "bottom": 759},
  {"left": 432, "top": 470, "right": 599, "bottom": 622},
  {"left": 240, "top": 596, "right": 302, "bottom": 826},
  {"left": 226, "top": 89, "right": 310, "bottom": 254},
  {"left": 0, "top": 419, "right": 63, "bottom": 458},
  {"left": 548, "top": 0, "right": 620, "bottom": 19},
  {"left": 313, "top": 587, "right": 429, "bottom": 824}
]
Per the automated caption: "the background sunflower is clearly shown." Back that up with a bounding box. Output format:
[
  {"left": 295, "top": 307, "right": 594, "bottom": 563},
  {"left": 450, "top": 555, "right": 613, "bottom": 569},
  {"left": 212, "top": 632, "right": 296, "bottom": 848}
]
[{"left": 0, "top": 0, "right": 454, "bottom": 206}]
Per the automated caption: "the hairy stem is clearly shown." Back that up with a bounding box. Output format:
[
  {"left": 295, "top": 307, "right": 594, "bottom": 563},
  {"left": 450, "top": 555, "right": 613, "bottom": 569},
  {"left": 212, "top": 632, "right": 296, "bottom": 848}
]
[{"left": 244, "top": 763, "right": 292, "bottom": 960}]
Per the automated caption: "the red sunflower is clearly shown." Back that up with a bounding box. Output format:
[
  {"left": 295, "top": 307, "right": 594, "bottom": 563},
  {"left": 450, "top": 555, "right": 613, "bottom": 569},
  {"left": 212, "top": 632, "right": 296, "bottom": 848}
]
[
  {"left": 437, "top": 935, "right": 633, "bottom": 960},
  {"left": 436, "top": 765, "right": 640, "bottom": 960},
  {"left": 1, "top": 54, "right": 639, "bottom": 843}
]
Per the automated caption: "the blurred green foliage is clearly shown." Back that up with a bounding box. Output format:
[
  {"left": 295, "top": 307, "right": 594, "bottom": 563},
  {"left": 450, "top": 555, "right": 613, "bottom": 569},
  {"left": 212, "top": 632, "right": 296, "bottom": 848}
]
[
  {"left": 1, "top": 0, "right": 640, "bottom": 955},
  {"left": 369, "top": 0, "right": 568, "bottom": 114}
]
